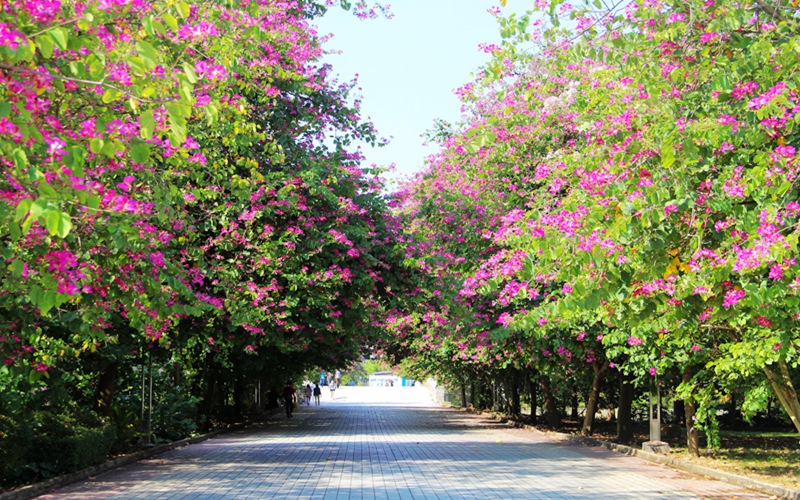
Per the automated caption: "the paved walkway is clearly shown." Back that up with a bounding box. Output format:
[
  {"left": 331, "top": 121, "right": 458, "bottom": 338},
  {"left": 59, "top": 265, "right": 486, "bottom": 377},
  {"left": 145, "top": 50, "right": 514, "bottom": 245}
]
[{"left": 38, "top": 386, "right": 770, "bottom": 499}]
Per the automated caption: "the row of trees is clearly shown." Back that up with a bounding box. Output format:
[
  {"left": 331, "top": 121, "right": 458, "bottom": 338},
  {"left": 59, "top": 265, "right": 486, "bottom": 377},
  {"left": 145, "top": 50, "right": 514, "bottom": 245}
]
[
  {"left": 0, "top": 0, "right": 406, "bottom": 486},
  {"left": 392, "top": 0, "right": 800, "bottom": 454}
]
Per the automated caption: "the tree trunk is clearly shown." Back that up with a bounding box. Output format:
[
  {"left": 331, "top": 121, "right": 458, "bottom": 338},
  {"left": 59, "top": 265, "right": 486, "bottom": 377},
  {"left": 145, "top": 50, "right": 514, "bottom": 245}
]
[
  {"left": 529, "top": 371, "right": 538, "bottom": 424},
  {"left": 95, "top": 361, "right": 118, "bottom": 417},
  {"left": 763, "top": 361, "right": 800, "bottom": 433},
  {"left": 570, "top": 389, "right": 579, "bottom": 419},
  {"left": 461, "top": 382, "right": 467, "bottom": 408},
  {"left": 200, "top": 356, "right": 218, "bottom": 430},
  {"left": 232, "top": 373, "right": 245, "bottom": 421},
  {"left": 673, "top": 399, "right": 685, "bottom": 426},
  {"left": 510, "top": 373, "right": 521, "bottom": 416},
  {"left": 540, "top": 376, "right": 560, "bottom": 427},
  {"left": 582, "top": 361, "right": 606, "bottom": 435},
  {"left": 492, "top": 379, "right": 500, "bottom": 412},
  {"left": 616, "top": 372, "right": 634, "bottom": 443},
  {"left": 683, "top": 366, "right": 700, "bottom": 456}
]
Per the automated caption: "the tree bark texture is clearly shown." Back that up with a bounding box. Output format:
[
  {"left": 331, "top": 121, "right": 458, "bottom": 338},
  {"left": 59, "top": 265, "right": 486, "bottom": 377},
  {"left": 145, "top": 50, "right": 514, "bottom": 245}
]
[{"left": 763, "top": 361, "right": 800, "bottom": 433}]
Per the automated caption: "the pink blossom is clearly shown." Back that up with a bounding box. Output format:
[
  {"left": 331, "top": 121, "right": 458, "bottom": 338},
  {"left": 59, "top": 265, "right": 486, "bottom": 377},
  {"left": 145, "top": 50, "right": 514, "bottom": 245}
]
[
  {"left": 699, "top": 32, "right": 720, "bottom": 43},
  {"left": 497, "top": 312, "right": 514, "bottom": 326},
  {"left": 0, "top": 23, "right": 26, "bottom": 49},
  {"left": 23, "top": 0, "right": 61, "bottom": 23},
  {"left": 627, "top": 336, "right": 643, "bottom": 346},
  {"left": 149, "top": 251, "right": 167, "bottom": 269},
  {"left": 32, "top": 361, "right": 49, "bottom": 372},
  {"left": 117, "top": 175, "right": 135, "bottom": 192},
  {"left": 754, "top": 316, "right": 772, "bottom": 328},
  {"left": 722, "top": 288, "right": 745, "bottom": 308},
  {"left": 717, "top": 114, "right": 739, "bottom": 132},
  {"left": 663, "top": 204, "right": 679, "bottom": 216}
]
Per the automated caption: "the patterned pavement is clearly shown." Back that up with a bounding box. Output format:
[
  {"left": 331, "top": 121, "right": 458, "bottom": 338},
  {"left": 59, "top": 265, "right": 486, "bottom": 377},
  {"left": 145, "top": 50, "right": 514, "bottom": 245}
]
[{"left": 37, "top": 386, "right": 771, "bottom": 499}]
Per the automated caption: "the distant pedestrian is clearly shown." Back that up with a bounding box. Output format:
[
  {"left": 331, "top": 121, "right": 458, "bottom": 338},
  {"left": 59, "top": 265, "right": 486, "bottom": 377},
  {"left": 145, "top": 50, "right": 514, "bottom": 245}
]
[
  {"left": 282, "top": 382, "right": 296, "bottom": 418},
  {"left": 335, "top": 370, "right": 342, "bottom": 386},
  {"left": 329, "top": 379, "right": 337, "bottom": 400},
  {"left": 304, "top": 384, "right": 313, "bottom": 406},
  {"left": 313, "top": 383, "right": 321, "bottom": 405}
]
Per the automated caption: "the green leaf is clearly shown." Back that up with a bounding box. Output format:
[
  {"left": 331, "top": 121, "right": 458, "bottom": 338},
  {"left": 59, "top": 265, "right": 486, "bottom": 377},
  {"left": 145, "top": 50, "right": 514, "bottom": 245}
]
[
  {"left": 36, "top": 34, "right": 55, "bottom": 58},
  {"left": 178, "top": 78, "right": 194, "bottom": 105},
  {"left": 89, "top": 138, "right": 104, "bottom": 154},
  {"left": 49, "top": 27, "right": 69, "bottom": 50},
  {"left": 660, "top": 140, "right": 675, "bottom": 168},
  {"left": 0, "top": 102, "right": 11, "bottom": 118},
  {"left": 56, "top": 211, "right": 72, "bottom": 238},
  {"left": 136, "top": 40, "right": 159, "bottom": 69},
  {"left": 127, "top": 56, "right": 147, "bottom": 76},
  {"left": 162, "top": 14, "right": 178, "bottom": 31},
  {"left": 9, "top": 222, "right": 20, "bottom": 241},
  {"left": 37, "top": 183, "right": 57, "bottom": 198},
  {"left": 176, "top": 2, "right": 190, "bottom": 18},
  {"left": 182, "top": 62, "right": 198, "bottom": 83},
  {"left": 142, "top": 15, "right": 155, "bottom": 35},
  {"left": 140, "top": 109, "right": 155, "bottom": 139},
  {"left": 102, "top": 89, "right": 123, "bottom": 103},
  {"left": 11, "top": 149, "right": 28, "bottom": 170},
  {"left": 102, "top": 139, "right": 124, "bottom": 158},
  {"left": 166, "top": 102, "right": 188, "bottom": 145},
  {"left": 204, "top": 104, "right": 219, "bottom": 125},
  {"left": 65, "top": 146, "right": 87, "bottom": 175},
  {"left": 87, "top": 195, "right": 100, "bottom": 210},
  {"left": 39, "top": 290, "right": 57, "bottom": 315},
  {"left": 152, "top": 20, "right": 166, "bottom": 35},
  {"left": 45, "top": 209, "right": 61, "bottom": 236},
  {"left": 14, "top": 199, "right": 31, "bottom": 222},
  {"left": 10, "top": 259, "right": 24, "bottom": 277},
  {"left": 21, "top": 214, "right": 34, "bottom": 234},
  {"left": 131, "top": 143, "right": 150, "bottom": 163},
  {"left": 29, "top": 198, "right": 47, "bottom": 219}
]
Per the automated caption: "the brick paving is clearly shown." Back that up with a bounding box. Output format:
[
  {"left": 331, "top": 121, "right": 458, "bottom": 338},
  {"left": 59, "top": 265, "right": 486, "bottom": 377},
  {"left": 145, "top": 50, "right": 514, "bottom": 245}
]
[{"left": 37, "top": 386, "right": 771, "bottom": 499}]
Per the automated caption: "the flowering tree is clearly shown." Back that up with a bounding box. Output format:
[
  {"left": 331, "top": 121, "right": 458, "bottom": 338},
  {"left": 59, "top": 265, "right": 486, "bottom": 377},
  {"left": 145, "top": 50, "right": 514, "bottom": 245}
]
[
  {"left": 0, "top": 0, "right": 410, "bottom": 483},
  {"left": 398, "top": 0, "right": 800, "bottom": 452}
]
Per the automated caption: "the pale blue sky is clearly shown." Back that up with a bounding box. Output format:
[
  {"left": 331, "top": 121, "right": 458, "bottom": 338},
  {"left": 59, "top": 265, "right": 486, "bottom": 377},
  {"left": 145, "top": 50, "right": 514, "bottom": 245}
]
[{"left": 315, "top": 1, "right": 529, "bottom": 186}]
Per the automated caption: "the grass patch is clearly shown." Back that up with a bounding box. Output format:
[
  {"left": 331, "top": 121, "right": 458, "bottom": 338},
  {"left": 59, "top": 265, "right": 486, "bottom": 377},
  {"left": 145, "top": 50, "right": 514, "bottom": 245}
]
[
  {"left": 524, "top": 418, "right": 800, "bottom": 492},
  {"left": 669, "top": 432, "right": 800, "bottom": 491}
]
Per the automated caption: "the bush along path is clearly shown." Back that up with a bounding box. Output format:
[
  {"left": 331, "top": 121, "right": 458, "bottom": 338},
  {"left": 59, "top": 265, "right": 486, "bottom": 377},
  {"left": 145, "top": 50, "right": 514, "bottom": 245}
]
[
  {"left": 0, "top": 0, "right": 411, "bottom": 489},
  {"left": 392, "top": 0, "right": 800, "bottom": 461}
]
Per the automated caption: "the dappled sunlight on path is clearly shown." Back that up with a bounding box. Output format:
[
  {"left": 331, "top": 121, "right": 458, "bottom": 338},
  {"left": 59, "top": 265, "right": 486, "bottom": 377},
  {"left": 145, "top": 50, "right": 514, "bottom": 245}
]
[{"left": 37, "top": 386, "right": 771, "bottom": 500}]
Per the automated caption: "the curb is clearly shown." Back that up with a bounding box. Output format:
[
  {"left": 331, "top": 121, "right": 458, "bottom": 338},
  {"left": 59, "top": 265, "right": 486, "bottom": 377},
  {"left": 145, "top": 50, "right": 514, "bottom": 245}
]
[
  {"left": 464, "top": 407, "right": 800, "bottom": 500},
  {"left": 0, "top": 427, "right": 232, "bottom": 500}
]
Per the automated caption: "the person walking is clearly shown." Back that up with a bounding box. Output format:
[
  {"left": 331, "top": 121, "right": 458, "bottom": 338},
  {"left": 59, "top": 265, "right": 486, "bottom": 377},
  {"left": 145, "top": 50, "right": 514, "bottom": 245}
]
[
  {"left": 304, "top": 384, "right": 313, "bottom": 406},
  {"left": 282, "top": 382, "right": 296, "bottom": 418},
  {"left": 329, "top": 378, "right": 337, "bottom": 400},
  {"left": 313, "top": 383, "right": 321, "bottom": 405}
]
